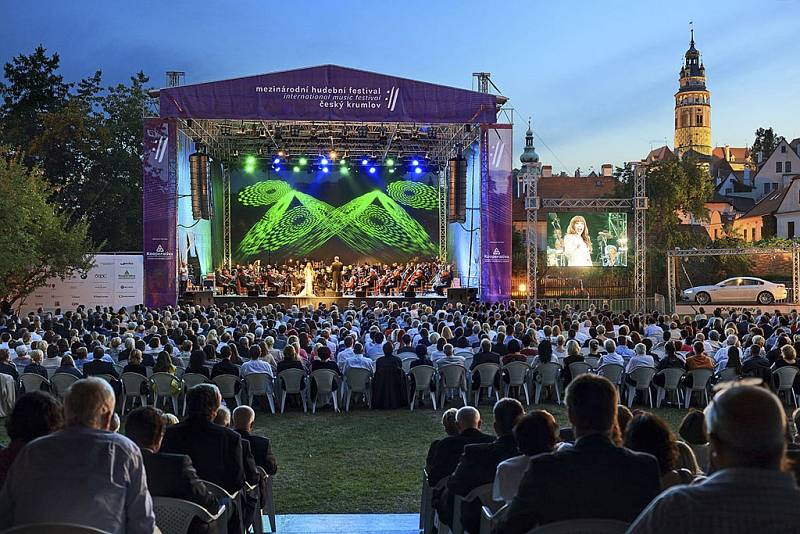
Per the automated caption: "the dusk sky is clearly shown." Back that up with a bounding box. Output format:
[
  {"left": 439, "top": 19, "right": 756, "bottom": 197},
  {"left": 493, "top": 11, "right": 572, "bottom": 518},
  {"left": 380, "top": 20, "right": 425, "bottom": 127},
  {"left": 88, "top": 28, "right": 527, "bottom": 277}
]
[{"left": 3, "top": 0, "right": 798, "bottom": 172}]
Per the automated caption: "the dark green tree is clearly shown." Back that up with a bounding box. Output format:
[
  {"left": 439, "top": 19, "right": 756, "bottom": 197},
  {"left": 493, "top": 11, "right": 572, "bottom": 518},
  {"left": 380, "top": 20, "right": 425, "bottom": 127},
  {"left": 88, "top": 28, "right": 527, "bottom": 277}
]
[
  {"left": 0, "top": 149, "right": 95, "bottom": 307},
  {"left": 752, "top": 127, "right": 782, "bottom": 163}
]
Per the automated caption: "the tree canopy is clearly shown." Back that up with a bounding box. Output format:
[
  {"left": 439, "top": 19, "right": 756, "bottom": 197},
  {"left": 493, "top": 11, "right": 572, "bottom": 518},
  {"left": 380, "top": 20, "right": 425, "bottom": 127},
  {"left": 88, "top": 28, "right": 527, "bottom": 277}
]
[
  {"left": 0, "top": 46, "right": 150, "bottom": 251},
  {"left": 752, "top": 127, "right": 782, "bottom": 163},
  {"left": 0, "top": 148, "right": 96, "bottom": 307}
]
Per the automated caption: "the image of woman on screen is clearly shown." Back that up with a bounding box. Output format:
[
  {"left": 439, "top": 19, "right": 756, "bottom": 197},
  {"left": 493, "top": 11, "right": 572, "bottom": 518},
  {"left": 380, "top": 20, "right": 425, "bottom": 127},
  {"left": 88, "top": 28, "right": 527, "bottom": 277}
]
[
  {"left": 563, "top": 216, "right": 593, "bottom": 266},
  {"left": 297, "top": 261, "right": 316, "bottom": 296}
]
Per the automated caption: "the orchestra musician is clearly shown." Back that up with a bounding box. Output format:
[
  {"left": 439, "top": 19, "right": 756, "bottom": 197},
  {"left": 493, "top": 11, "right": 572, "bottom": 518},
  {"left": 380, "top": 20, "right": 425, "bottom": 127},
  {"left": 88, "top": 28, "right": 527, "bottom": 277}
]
[{"left": 331, "top": 256, "right": 344, "bottom": 293}]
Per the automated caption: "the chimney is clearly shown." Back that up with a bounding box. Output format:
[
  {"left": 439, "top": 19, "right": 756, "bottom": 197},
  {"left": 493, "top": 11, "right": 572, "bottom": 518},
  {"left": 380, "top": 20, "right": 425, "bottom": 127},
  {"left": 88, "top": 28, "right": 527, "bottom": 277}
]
[
  {"left": 724, "top": 145, "right": 731, "bottom": 161},
  {"left": 575, "top": 167, "right": 581, "bottom": 178},
  {"left": 542, "top": 165, "right": 553, "bottom": 178},
  {"left": 601, "top": 164, "right": 613, "bottom": 177}
]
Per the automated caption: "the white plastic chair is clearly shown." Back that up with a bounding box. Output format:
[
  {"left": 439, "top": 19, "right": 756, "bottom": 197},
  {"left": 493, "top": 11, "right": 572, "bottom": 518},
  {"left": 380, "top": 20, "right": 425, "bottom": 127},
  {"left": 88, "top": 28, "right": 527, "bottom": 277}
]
[
  {"left": 150, "top": 372, "right": 182, "bottom": 414},
  {"left": 310, "top": 369, "right": 339, "bottom": 413},
  {"left": 451, "top": 483, "right": 494, "bottom": 534},
  {"left": 773, "top": 366, "right": 799, "bottom": 407},
  {"left": 244, "top": 373, "right": 276, "bottom": 414},
  {"left": 683, "top": 368, "right": 714, "bottom": 409},
  {"left": 212, "top": 374, "right": 243, "bottom": 407},
  {"left": 420, "top": 469, "right": 434, "bottom": 533},
  {"left": 408, "top": 365, "right": 436, "bottom": 411},
  {"left": 181, "top": 373, "right": 209, "bottom": 415},
  {"left": 654, "top": 368, "right": 685, "bottom": 407},
  {"left": 402, "top": 357, "right": 417, "bottom": 374},
  {"left": 481, "top": 503, "right": 509, "bottom": 534},
  {"left": 503, "top": 361, "right": 531, "bottom": 405},
  {"left": 153, "top": 497, "right": 227, "bottom": 534},
  {"left": 278, "top": 368, "right": 307, "bottom": 413},
  {"left": 121, "top": 372, "right": 148, "bottom": 413},
  {"left": 439, "top": 364, "right": 468, "bottom": 407},
  {"left": 471, "top": 363, "right": 501, "bottom": 406},
  {"left": 597, "top": 363, "right": 625, "bottom": 387},
  {"left": 584, "top": 356, "right": 600, "bottom": 369},
  {"left": 258, "top": 467, "right": 277, "bottom": 533},
  {"left": 625, "top": 366, "right": 656, "bottom": 407},
  {"left": 533, "top": 362, "right": 562, "bottom": 405},
  {"left": 50, "top": 372, "right": 79, "bottom": 398},
  {"left": 568, "top": 362, "right": 592, "bottom": 380},
  {"left": 202, "top": 480, "right": 242, "bottom": 534},
  {"left": 344, "top": 367, "right": 372, "bottom": 411},
  {"left": 716, "top": 367, "right": 739, "bottom": 382},
  {"left": 20, "top": 373, "right": 50, "bottom": 393}
]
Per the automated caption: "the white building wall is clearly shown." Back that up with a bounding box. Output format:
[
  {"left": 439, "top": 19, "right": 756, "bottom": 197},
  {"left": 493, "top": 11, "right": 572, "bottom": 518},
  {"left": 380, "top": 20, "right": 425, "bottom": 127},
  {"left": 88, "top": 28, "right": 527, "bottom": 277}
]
[{"left": 753, "top": 139, "right": 800, "bottom": 200}]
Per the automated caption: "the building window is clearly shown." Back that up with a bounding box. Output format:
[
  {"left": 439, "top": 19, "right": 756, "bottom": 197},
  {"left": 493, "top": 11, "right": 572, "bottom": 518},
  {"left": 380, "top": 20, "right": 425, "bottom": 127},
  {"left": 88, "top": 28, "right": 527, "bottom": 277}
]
[
  {"left": 696, "top": 113, "right": 703, "bottom": 126},
  {"left": 725, "top": 188, "right": 733, "bottom": 194},
  {"left": 774, "top": 182, "right": 779, "bottom": 191},
  {"left": 764, "top": 183, "right": 770, "bottom": 195},
  {"left": 777, "top": 161, "right": 783, "bottom": 173},
  {"left": 787, "top": 161, "right": 792, "bottom": 173},
  {"left": 751, "top": 228, "right": 756, "bottom": 241},
  {"left": 789, "top": 221, "right": 796, "bottom": 239},
  {"left": 781, "top": 145, "right": 787, "bottom": 153}
]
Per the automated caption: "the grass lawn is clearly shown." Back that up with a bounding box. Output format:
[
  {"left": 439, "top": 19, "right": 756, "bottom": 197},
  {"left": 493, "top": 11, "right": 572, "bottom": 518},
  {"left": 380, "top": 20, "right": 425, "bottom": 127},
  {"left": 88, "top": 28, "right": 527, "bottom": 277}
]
[{"left": 0, "top": 396, "right": 692, "bottom": 514}]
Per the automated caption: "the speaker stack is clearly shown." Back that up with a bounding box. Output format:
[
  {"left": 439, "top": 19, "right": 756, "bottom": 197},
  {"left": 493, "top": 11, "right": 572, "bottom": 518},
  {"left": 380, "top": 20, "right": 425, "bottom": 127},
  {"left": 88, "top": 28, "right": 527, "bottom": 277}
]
[
  {"left": 189, "top": 149, "right": 211, "bottom": 220},
  {"left": 446, "top": 287, "right": 477, "bottom": 305},
  {"left": 447, "top": 155, "right": 467, "bottom": 223}
]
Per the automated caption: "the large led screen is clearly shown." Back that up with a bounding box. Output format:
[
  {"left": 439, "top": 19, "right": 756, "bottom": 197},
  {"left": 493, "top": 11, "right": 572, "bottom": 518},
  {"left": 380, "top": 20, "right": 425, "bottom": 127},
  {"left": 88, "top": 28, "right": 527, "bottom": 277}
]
[
  {"left": 231, "top": 165, "right": 439, "bottom": 264},
  {"left": 546, "top": 212, "right": 628, "bottom": 267}
]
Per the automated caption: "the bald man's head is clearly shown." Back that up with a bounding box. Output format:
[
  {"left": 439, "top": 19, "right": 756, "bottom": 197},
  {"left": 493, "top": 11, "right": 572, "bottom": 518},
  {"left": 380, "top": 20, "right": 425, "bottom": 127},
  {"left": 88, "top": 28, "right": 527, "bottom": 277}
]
[
  {"left": 705, "top": 384, "right": 786, "bottom": 470},
  {"left": 456, "top": 406, "right": 481, "bottom": 432}
]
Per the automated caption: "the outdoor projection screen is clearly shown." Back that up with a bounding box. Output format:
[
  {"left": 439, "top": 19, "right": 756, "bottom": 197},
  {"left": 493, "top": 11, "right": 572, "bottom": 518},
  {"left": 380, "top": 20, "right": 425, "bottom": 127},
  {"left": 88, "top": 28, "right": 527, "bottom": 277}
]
[{"left": 546, "top": 212, "right": 628, "bottom": 267}]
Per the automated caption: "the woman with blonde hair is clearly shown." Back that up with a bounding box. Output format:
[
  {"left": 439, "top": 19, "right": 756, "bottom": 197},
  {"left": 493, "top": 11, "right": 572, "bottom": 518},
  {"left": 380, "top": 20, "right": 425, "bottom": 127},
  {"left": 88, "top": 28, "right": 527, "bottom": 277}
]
[{"left": 563, "top": 215, "right": 593, "bottom": 266}]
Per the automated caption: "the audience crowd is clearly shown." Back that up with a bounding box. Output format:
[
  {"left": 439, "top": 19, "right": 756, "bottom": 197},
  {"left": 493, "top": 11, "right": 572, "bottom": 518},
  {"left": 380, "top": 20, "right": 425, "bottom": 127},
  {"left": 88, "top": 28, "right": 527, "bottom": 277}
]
[{"left": 0, "top": 301, "right": 799, "bottom": 531}]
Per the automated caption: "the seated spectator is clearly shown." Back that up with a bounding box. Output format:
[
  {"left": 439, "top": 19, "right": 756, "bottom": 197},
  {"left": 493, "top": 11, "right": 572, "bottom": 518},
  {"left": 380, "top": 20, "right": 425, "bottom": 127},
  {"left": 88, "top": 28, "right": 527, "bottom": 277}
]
[
  {"left": 161, "top": 384, "right": 246, "bottom": 494},
  {"left": 232, "top": 405, "right": 278, "bottom": 475},
  {"left": 123, "top": 349, "right": 148, "bottom": 376},
  {"left": 629, "top": 384, "right": 800, "bottom": 532},
  {"left": 741, "top": 344, "right": 772, "bottom": 383},
  {"left": 409, "top": 343, "right": 433, "bottom": 369},
  {"left": 187, "top": 349, "right": 211, "bottom": 379},
  {"left": 0, "top": 391, "right": 63, "bottom": 487},
  {"left": 211, "top": 345, "right": 240, "bottom": 379},
  {"left": 771, "top": 345, "right": 800, "bottom": 388},
  {"left": 83, "top": 346, "right": 120, "bottom": 379},
  {"left": 427, "top": 406, "right": 493, "bottom": 485},
  {"left": 653, "top": 343, "right": 686, "bottom": 387},
  {"left": 341, "top": 342, "right": 374, "bottom": 374},
  {"left": 42, "top": 344, "right": 61, "bottom": 373},
  {"left": 0, "top": 378, "right": 155, "bottom": 532},
  {"left": 72, "top": 346, "right": 88, "bottom": 371},
  {"left": 214, "top": 405, "right": 231, "bottom": 427},
  {"left": 426, "top": 408, "right": 460, "bottom": 472},
  {"left": 494, "top": 375, "right": 661, "bottom": 533},
  {"left": 241, "top": 345, "right": 274, "bottom": 377},
  {"left": 679, "top": 409, "right": 710, "bottom": 473},
  {"left": 626, "top": 343, "right": 655, "bottom": 374},
  {"left": 442, "top": 398, "right": 525, "bottom": 532},
  {"left": 154, "top": 350, "right": 177, "bottom": 375},
  {"left": 0, "top": 349, "right": 19, "bottom": 381},
  {"left": 23, "top": 349, "right": 49, "bottom": 380},
  {"left": 11, "top": 345, "right": 31, "bottom": 368},
  {"left": 494, "top": 410, "right": 558, "bottom": 504},
  {"left": 371, "top": 342, "right": 408, "bottom": 409},
  {"left": 125, "top": 406, "right": 221, "bottom": 529},
  {"left": 624, "top": 412, "right": 695, "bottom": 489},
  {"left": 436, "top": 343, "right": 465, "bottom": 370},
  {"left": 311, "top": 345, "right": 340, "bottom": 374},
  {"left": 717, "top": 346, "right": 742, "bottom": 376},
  {"left": 561, "top": 339, "right": 585, "bottom": 385},
  {"left": 55, "top": 355, "right": 82, "bottom": 379},
  {"left": 616, "top": 404, "right": 634, "bottom": 439},
  {"left": 471, "top": 338, "right": 500, "bottom": 369},
  {"left": 501, "top": 339, "right": 527, "bottom": 366},
  {"left": 599, "top": 339, "right": 624, "bottom": 366}
]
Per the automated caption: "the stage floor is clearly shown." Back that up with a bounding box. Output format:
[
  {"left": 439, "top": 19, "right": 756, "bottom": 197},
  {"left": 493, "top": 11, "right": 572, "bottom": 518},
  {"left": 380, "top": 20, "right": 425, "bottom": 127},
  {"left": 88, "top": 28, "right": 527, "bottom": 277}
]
[{"left": 213, "top": 293, "right": 448, "bottom": 308}]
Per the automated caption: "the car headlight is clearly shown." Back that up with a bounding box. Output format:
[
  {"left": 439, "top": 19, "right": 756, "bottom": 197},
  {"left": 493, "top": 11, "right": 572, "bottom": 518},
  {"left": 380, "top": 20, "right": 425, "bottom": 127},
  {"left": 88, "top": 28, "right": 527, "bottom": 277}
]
[{"left": 684, "top": 289, "right": 693, "bottom": 294}]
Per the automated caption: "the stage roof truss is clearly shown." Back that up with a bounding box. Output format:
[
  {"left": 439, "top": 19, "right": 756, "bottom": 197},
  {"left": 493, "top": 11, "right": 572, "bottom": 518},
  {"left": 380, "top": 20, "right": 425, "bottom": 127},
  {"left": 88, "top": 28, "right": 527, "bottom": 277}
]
[{"left": 539, "top": 198, "right": 634, "bottom": 210}]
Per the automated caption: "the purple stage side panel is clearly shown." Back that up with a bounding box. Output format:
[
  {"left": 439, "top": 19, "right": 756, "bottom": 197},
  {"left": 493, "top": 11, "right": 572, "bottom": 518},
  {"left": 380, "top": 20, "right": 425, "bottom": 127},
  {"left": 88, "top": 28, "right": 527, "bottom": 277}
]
[
  {"left": 143, "top": 118, "right": 178, "bottom": 308},
  {"left": 480, "top": 125, "right": 513, "bottom": 303},
  {"left": 159, "top": 65, "right": 496, "bottom": 124}
]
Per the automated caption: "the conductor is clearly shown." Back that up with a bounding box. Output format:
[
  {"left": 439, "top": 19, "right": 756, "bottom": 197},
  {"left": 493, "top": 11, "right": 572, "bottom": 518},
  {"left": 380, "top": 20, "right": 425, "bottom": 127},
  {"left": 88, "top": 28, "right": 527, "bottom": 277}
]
[{"left": 331, "top": 256, "right": 344, "bottom": 293}]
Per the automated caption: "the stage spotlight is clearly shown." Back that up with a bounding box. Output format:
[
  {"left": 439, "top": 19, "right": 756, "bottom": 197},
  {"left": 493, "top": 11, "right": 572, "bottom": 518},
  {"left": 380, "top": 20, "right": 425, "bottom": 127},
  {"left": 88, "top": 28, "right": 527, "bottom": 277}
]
[
  {"left": 386, "top": 158, "right": 395, "bottom": 167},
  {"left": 414, "top": 167, "right": 423, "bottom": 174},
  {"left": 411, "top": 159, "right": 420, "bottom": 167},
  {"left": 322, "top": 166, "right": 330, "bottom": 173},
  {"left": 369, "top": 166, "right": 377, "bottom": 174},
  {"left": 299, "top": 157, "right": 308, "bottom": 166},
  {"left": 329, "top": 151, "right": 337, "bottom": 160},
  {"left": 273, "top": 157, "right": 281, "bottom": 165},
  {"left": 293, "top": 166, "right": 300, "bottom": 173},
  {"left": 273, "top": 166, "right": 281, "bottom": 172},
  {"left": 389, "top": 169, "right": 395, "bottom": 174},
  {"left": 245, "top": 155, "right": 257, "bottom": 166},
  {"left": 321, "top": 157, "right": 329, "bottom": 166},
  {"left": 341, "top": 166, "right": 349, "bottom": 176},
  {"left": 339, "top": 159, "right": 347, "bottom": 166},
  {"left": 361, "top": 158, "right": 369, "bottom": 166},
  {"left": 277, "top": 150, "right": 286, "bottom": 157}
]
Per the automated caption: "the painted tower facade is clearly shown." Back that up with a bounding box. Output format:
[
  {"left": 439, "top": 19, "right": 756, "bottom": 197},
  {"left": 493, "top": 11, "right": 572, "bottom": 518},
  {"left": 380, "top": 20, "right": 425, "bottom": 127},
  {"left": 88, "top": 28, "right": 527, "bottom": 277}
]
[{"left": 674, "top": 30, "right": 712, "bottom": 158}]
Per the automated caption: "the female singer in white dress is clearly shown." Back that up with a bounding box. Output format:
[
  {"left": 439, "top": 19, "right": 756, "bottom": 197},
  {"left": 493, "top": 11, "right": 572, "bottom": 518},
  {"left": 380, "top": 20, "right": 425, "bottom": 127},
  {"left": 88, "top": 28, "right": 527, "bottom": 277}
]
[
  {"left": 297, "top": 261, "right": 316, "bottom": 296},
  {"left": 563, "top": 216, "right": 593, "bottom": 267}
]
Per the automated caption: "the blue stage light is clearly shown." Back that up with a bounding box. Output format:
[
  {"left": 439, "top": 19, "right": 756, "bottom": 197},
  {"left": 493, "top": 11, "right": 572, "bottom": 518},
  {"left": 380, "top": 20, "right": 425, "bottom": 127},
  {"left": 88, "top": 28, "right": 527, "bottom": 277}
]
[
  {"left": 361, "top": 158, "right": 369, "bottom": 166},
  {"left": 273, "top": 157, "right": 281, "bottom": 165},
  {"left": 411, "top": 159, "right": 420, "bottom": 167},
  {"left": 414, "top": 167, "right": 422, "bottom": 174},
  {"left": 274, "top": 166, "right": 281, "bottom": 172},
  {"left": 369, "top": 166, "right": 377, "bottom": 174},
  {"left": 322, "top": 166, "right": 330, "bottom": 173},
  {"left": 321, "top": 157, "right": 329, "bottom": 166}
]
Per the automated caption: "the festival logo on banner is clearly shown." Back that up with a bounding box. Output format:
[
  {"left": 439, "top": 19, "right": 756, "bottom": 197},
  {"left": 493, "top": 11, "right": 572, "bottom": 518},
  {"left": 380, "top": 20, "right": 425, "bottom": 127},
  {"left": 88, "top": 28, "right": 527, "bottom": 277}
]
[{"left": 480, "top": 125, "right": 513, "bottom": 303}]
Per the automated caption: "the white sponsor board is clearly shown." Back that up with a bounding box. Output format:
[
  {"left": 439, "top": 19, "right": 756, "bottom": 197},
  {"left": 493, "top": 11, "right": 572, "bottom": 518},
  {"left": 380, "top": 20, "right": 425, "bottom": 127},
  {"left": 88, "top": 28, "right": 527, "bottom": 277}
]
[{"left": 21, "top": 254, "right": 143, "bottom": 313}]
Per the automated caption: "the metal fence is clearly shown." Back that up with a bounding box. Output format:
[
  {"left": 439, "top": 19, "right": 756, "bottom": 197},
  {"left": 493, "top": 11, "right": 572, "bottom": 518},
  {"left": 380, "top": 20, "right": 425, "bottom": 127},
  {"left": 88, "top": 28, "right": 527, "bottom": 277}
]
[{"left": 513, "top": 295, "right": 666, "bottom": 314}]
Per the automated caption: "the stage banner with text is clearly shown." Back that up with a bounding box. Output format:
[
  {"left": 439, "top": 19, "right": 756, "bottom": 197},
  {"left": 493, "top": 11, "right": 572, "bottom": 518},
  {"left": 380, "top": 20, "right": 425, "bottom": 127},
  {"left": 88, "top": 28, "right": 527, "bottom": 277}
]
[
  {"left": 480, "top": 124, "right": 513, "bottom": 303},
  {"left": 143, "top": 118, "right": 178, "bottom": 308},
  {"left": 21, "top": 254, "right": 143, "bottom": 313},
  {"left": 159, "top": 65, "right": 497, "bottom": 124}
]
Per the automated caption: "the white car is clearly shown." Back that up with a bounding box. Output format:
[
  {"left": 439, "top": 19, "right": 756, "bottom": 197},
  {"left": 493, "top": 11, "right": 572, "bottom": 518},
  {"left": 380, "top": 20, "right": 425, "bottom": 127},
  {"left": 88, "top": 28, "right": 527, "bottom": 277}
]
[{"left": 682, "top": 277, "right": 787, "bottom": 305}]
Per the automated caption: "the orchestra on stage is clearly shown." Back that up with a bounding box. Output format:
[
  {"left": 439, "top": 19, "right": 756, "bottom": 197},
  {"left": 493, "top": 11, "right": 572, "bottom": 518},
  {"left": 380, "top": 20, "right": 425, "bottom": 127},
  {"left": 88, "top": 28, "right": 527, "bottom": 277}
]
[{"left": 202, "top": 258, "right": 453, "bottom": 298}]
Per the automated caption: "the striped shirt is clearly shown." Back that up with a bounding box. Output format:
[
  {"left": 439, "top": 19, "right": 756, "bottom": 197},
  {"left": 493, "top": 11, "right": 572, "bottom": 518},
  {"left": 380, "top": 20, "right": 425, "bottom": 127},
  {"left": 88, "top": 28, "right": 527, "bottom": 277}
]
[{"left": 628, "top": 468, "right": 800, "bottom": 533}]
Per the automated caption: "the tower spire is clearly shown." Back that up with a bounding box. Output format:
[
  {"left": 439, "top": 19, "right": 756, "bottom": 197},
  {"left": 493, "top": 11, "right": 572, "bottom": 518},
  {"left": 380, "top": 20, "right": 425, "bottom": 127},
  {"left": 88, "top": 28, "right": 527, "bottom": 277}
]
[{"left": 690, "top": 21, "right": 694, "bottom": 47}]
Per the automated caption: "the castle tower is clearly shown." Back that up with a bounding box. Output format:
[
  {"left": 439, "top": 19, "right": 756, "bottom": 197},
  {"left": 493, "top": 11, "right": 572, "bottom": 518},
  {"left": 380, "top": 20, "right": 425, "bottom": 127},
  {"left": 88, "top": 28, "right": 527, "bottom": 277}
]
[{"left": 674, "top": 28, "right": 711, "bottom": 158}]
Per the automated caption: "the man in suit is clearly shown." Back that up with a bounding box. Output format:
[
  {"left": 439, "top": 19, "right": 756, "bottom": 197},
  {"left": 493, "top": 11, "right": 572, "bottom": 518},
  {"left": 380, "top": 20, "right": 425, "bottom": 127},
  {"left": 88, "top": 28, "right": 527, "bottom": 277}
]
[
  {"left": 82, "top": 347, "right": 121, "bottom": 398},
  {"left": 232, "top": 405, "right": 278, "bottom": 475},
  {"left": 331, "top": 256, "right": 344, "bottom": 293},
  {"left": 427, "top": 406, "right": 494, "bottom": 486},
  {"left": 211, "top": 346, "right": 241, "bottom": 379},
  {"left": 125, "top": 405, "right": 222, "bottom": 533},
  {"left": 495, "top": 375, "right": 661, "bottom": 533},
  {"left": 161, "top": 384, "right": 245, "bottom": 494},
  {"left": 441, "top": 398, "right": 524, "bottom": 532}
]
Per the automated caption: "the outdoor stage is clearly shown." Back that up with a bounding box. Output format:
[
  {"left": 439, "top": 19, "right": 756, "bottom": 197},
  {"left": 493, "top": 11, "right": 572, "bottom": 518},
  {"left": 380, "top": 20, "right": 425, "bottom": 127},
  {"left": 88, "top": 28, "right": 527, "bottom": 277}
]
[{"left": 211, "top": 293, "right": 448, "bottom": 309}]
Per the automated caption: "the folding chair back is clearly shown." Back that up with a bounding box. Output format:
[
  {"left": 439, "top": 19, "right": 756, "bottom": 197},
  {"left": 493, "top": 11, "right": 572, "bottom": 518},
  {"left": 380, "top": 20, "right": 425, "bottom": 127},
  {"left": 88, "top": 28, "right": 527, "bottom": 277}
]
[
  {"left": 50, "top": 372, "right": 79, "bottom": 398},
  {"left": 535, "top": 362, "right": 560, "bottom": 386},
  {"left": 439, "top": 364, "right": 466, "bottom": 388},
  {"left": 153, "top": 496, "right": 226, "bottom": 534},
  {"left": 121, "top": 372, "right": 149, "bottom": 412},
  {"left": 717, "top": 367, "right": 739, "bottom": 382},
  {"left": 245, "top": 372, "right": 276, "bottom": 413},
  {"left": 584, "top": 356, "right": 600, "bottom": 369},
  {"left": 503, "top": 361, "right": 530, "bottom": 387},
  {"left": 774, "top": 366, "right": 799, "bottom": 391},
  {"left": 452, "top": 483, "right": 494, "bottom": 534},
  {"left": 568, "top": 362, "right": 592, "bottom": 379},
  {"left": 402, "top": 357, "right": 416, "bottom": 374},
  {"left": 597, "top": 363, "right": 624, "bottom": 385},
  {"left": 212, "top": 374, "right": 241, "bottom": 399},
  {"left": 346, "top": 367, "right": 372, "bottom": 393},
  {"left": 20, "top": 373, "right": 50, "bottom": 392},
  {"left": 310, "top": 369, "right": 339, "bottom": 413},
  {"left": 473, "top": 363, "right": 500, "bottom": 388},
  {"left": 182, "top": 372, "right": 208, "bottom": 389},
  {"left": 278, "top": 368, "right": 306, "bottom": 394}
]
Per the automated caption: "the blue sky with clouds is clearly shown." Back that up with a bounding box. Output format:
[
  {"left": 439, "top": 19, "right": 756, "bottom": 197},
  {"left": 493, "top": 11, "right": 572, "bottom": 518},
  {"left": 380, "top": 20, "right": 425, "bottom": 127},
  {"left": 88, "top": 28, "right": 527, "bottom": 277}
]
[{"left": 2, "top": 0, "right": 798, "bottom": 171}]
